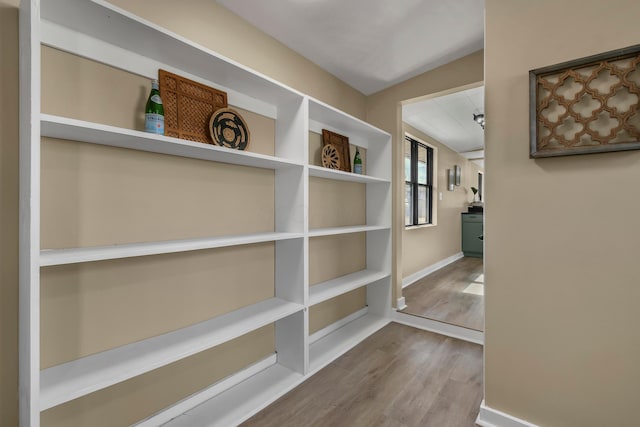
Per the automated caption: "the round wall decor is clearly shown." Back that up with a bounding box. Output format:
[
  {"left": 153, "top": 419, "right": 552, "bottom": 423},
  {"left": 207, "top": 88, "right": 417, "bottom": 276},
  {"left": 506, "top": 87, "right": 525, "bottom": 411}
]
[
  {"left": 209, "top": 108, "right": 250, "bottom": 150},
  {"left": 321, "top": 144, "right": 341, "bottom": 169}
]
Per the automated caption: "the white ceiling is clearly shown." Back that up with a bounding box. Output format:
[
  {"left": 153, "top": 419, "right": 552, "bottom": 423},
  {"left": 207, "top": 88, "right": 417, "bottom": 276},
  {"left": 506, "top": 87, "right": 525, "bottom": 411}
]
[
  {"left": 217, "top": 0, "right": 484, "bottom": 95},
  {"left": 217, "top": 0, "right": 485, "bottom": 165},
  {"left": 403, "top": 86, "right": 485, "bottom": 164}
]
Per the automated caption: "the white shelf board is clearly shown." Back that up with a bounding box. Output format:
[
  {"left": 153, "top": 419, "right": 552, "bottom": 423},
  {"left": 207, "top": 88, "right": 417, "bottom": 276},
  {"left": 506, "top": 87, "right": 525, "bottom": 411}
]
[
  {"left": 309, "top": 269, "right": 389, "bottom": 306},
  {"left": 40, "top": 298, "right": 304, "bottom": 411},
  {"left": 41, "top": 232, "right": 303, "bottom": 267},
  {"left": 308, "top": 165, "right": 390, "bottom": 184},
  {"left": 308, "top": 225, "right": 390, "bottom": 238},
  {"left": 309, "top": 313, "right": 390, "bottom": 374},
  {"left": 40, "top": 0, "right": 303, "bottom": 107},
  {"left": 164, "top": 363, "right": 304, "bottom": 427},
  {"left": 41, "top": 114, "right": 302, "bottom": 170},
  {"left": 308, "top": 97, "right": 391, "bottom": 142},
  {"left": 134, "top": 354, "right": 277, "bottom": 427}
]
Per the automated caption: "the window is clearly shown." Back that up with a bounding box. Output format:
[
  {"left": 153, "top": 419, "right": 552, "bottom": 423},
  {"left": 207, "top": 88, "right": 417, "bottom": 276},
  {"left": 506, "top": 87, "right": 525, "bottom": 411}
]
[{"left": 405, "top": 136, "right": 434, "bottom": 226}]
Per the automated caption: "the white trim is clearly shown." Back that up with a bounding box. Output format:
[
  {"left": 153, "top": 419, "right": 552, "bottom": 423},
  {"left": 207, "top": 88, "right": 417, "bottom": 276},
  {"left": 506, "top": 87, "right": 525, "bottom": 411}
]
[
  {"left": 476, "top": 401, "right": 539, "bottom": 427},
  {"left": 308, "top": 307, "right": 368, "bottom": 344},
  {"left": 396, "top": 297, "right": 407, "bottom": 310},
  {"left": 402, "top": 252, "right": 464, "bottom": 288},
  {"left": 392, "top": 312, "right": 483, "bottom": 345}
]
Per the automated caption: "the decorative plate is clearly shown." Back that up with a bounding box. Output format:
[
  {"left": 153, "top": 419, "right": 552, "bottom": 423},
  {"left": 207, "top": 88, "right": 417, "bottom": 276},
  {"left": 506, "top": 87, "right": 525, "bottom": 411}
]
[
  {"left": 321, "top": 144, "right": 341, "bottom": 169},
  {"left": 209, "top": 108, "right": 250, "bottom": 150}
]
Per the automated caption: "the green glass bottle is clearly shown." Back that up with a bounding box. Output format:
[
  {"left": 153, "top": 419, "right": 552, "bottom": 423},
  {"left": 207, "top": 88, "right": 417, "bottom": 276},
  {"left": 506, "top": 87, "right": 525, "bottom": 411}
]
[
  {"left": 353, "top": 147, "right": 362, "bottom": 174},
  {"left": 145, "top": 79, "right": 164, "bottom": 134}
]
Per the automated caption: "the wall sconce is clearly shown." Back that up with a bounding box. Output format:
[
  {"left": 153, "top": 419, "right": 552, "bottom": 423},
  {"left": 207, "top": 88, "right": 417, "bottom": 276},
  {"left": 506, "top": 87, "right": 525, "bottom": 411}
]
[
  {"left": 473, "top": 113, "right": 485, "bottom": 129},
  {"left": 448, "top": 169, "right": 454, "bottom": 191},
  {"left": 454, "top": 164, "right": 461, "bottom": 186}
]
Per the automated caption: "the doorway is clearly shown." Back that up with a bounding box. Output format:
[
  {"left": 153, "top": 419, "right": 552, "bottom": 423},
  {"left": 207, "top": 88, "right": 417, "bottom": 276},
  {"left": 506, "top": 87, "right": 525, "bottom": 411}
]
[{"left": 399, "top": 84, "right": 485, "bottom": 332}]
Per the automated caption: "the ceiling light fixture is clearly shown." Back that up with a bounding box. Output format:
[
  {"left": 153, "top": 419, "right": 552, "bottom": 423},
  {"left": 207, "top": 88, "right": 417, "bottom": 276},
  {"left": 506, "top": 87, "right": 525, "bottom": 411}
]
[{"left": 473, "top": 113, "right": 485, "bottom": 130}]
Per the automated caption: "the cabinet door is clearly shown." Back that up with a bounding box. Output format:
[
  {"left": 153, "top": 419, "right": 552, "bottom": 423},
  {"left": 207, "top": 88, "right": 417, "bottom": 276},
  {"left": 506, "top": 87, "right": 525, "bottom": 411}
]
[{"left": 462, "top": 221, "right": 483, "bottom": 256}]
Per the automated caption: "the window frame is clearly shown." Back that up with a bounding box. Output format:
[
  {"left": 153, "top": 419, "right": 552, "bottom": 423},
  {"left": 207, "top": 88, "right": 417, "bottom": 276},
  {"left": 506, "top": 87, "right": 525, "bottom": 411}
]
[{"left": 405, "top": 136, "right": 434, "bottom": 227}]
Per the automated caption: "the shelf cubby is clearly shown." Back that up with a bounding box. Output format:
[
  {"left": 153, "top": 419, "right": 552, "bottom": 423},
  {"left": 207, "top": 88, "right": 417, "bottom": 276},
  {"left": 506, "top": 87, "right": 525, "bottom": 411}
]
[
  {"left": 309, "top": 313, "right": 390, "bottom": 374},
  {"left": 39, "top": 298, "right": 303, "bottom": 411},
  {"left": 309, "top": 270, "right": 390, "bottom": 306},
  {"left": 162, "top": 362, "right": 304, "bottom": 427}
]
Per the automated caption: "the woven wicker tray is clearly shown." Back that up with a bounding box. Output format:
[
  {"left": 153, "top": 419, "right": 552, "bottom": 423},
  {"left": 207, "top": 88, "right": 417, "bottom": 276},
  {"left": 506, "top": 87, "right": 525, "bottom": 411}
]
[{"left": 159, "top": 69, "right": 228, "bottom": 144}]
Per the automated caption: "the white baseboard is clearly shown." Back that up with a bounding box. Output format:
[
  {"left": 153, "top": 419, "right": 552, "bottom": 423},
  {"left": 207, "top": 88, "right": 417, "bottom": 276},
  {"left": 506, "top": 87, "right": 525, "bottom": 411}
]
[
  {"left": 309, "top": 307, "right": 369, "bottom": 344},
  {"left": 402, "top": 252, "right": 464, "bottom": 288},
  {"left": 476, "top": 400, "right": 539, "bottom": 427},
  {"left": 392, "top": 312, "right": 483, "bottom": 345},
  {"left": 396, "top": 297, "right": 407, "bottom": 310}
]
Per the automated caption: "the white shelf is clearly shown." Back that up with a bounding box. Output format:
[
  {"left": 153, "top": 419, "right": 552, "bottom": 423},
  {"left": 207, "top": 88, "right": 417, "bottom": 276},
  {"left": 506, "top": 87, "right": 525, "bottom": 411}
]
[
  {"left": 40, "top": 0, "right": 303, "bottom": 109},
  {"left": 309, "top": 269, "right": 389, "bottom": 306},
  {"left": 40, "top": 232, "right": 303, "bottom": 266},
  {"left": 40, "top": 298, "right": 304, "bottom": 411},
  {"left": 308, "top": 98, "right": 391, "bottom": 144},
  {"left": 308, "top": 225, "right": 390, "bottom": 238},
  {"left": 21, "top": 1, "right": 393, "bottom": 423},
  {"left": 308, "top": 165, "right": 390, "bottom": 184},
  {"left": 309, "top": 313, "right": 390, "bottom": 374},
  {"left": 164, "top": 363, "right": 304, "bottom": 427},
  {"left": 41, "top": 114, "right": 302, "bottom": 170}
]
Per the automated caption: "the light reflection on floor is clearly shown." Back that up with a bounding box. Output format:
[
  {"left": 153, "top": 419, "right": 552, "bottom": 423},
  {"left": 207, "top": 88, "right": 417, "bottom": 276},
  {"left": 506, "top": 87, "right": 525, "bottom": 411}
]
[
  {"left": 463, "top": 272, "right": 485, "bottom": 295},
  {"left": 462, "top": 282, "right": 484, "bottom": 295}
]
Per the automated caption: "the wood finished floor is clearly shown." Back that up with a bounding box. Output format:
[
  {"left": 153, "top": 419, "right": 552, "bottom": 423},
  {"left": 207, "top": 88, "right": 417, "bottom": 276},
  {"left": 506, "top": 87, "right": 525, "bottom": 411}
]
[
  {"left": 401, "top": 257, "right": 484, "bottom": 331},
  {"left": 241, "top": 323, "right": 483, "bottom": 427}
]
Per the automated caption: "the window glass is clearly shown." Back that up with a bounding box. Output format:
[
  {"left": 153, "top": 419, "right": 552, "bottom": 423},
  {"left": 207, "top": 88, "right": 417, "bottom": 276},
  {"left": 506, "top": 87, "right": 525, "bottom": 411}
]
[
  {"left": 405, "top": 184, "right": 413, "bottom": 225},
  {"left": 418, "top": 186, "right": 428, "bottom": 224},
  {"left": 417, "top": 145, "right": 427, "bottom": 184},
  {"left": 405, "top": 136, "right": 433, "bottom": 227},
  {"left": 404, "top": 139, "right": 412, "bottom": 182}
]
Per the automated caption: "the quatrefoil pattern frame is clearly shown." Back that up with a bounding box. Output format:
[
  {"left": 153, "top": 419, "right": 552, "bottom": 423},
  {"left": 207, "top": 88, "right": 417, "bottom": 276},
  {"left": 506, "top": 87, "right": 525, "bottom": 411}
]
[{"left": 529, "top": 44, "right": 640, "bottom": 158}]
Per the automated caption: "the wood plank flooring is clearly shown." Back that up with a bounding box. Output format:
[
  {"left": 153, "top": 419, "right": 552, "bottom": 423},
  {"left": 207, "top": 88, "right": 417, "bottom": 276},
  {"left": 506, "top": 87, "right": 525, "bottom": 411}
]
[
  {"left": 241, "top": 323, "right": 483, "bottom": 427},
  {"left": 401, "top": 257, "right": 484, "bottom": 331}
]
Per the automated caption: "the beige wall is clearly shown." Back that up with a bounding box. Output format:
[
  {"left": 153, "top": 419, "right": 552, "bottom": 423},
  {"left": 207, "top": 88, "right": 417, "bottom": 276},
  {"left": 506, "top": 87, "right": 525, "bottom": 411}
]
[
  {"left": 366, "top": 51, "right": 484, "bottom": 303},
  {"left": 108, "top": 0, "right": 366, "bottom": 119},
  {"left": 484, "top": 0, "right": 640, "bottom": 425},
  {"left": 402, "top": 123, "right": 483, "bottom": 278}
]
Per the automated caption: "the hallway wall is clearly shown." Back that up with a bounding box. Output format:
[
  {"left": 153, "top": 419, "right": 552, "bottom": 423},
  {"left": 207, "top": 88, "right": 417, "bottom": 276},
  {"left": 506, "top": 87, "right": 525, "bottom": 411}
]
[{"left": 484, "top": 0, "right": 640, "bottom": 425}]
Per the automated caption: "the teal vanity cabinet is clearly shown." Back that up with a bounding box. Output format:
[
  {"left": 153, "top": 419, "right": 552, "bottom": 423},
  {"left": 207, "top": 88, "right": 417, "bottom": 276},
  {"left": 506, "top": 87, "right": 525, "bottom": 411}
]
[{"left": 462, "top": 213, "right": 483, "bottom": 258}]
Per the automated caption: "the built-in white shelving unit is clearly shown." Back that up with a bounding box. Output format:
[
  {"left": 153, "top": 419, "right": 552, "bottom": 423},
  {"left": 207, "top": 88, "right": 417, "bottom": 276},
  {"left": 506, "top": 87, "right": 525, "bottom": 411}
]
[{"left": 19, "top": 0, "right": 392, "bottom": 425}]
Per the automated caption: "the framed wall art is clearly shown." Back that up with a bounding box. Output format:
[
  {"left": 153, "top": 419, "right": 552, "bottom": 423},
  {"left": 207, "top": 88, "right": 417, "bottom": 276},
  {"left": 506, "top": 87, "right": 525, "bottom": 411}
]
[{"left": 529, "top": 44, "right": 640, "bottom": 158}]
